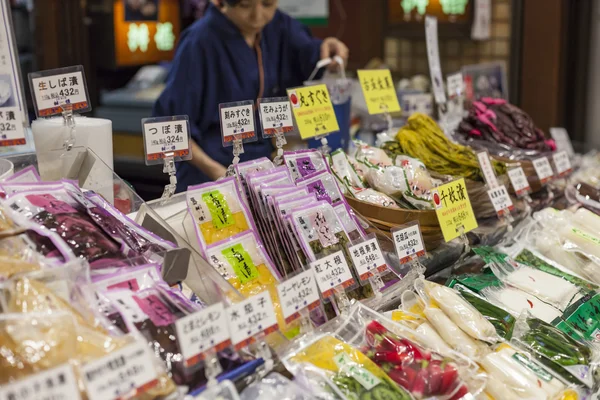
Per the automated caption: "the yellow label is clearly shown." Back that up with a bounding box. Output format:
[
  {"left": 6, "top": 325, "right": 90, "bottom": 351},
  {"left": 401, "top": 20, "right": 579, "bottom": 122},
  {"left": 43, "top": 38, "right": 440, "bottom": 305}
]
[
  {"left": 287, "top": 84, "right": 340, "bottom": 140},
  {"left": 357, "top": 69, "right": 401, "bottom": 115},
  {"left": 433, "top": 178, "right": 478, "bottom": 242}
]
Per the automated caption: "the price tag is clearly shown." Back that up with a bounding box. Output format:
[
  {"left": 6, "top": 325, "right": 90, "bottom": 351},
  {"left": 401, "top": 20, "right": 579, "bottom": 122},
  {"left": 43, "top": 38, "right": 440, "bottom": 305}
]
[
  {"left": 447, "top": 73, "right": 465, "bottom": 98},
  {"left": 507, "top": 167, "right": 531, "bottom": 196},
  {"left": 425, "top": 16, "right": 446, "bottom": 104},
  {"left": 432, "top": 178, "right": 478, "bottom": 242},
  {"left": 348, "top": 237, "right": 388, "bottom": 281},
  {"left": 175, "top": 302, "right": 232, "bottom": 367},
  {"left": 227, "top": 291, "right": 279, "bottom": 350},
  {"left": 287, "top": 84, "right": 340, "bottom": 139},
  {"left": 276, "top": 269, "right": 321, "bottom": 324},
  {"left": 392, "top": 222, "right": 426, "bottom": 264},
  {"left": 552, "top": 151, "right": 572, "bottom": 177},
  {"left": 0, "top": 364, "right": 82, "bottom": 400},
  {"left": 28, "top": 65, "right": 91, "bottom": 117},
  {"left": 357, "top": 69, "right": 401, "bottom": 115},
  {"left": 141, "top": 115, "right": 191, "bottom": 165},
  {"left": 219, "top": 100, "right": 257, "bottom": 146},
  {"left": 476, "top": 150, "right": 499, "bottom": 188},
  {"left": 532, "top": 156, "right": 554, "bottom": 184},
  {"left": 402, "top": 93, "right": 434, "bottom": 116},
  {"left": 310, "top": 250, "right": 355, "bottom": 298},
  {"left": 257, "top": 97, "right": 295, "bottom": 138},
  {"left": 81, "top": 341, "right": 158, "bottom": 400},
  {"left": 550, "top": 127, "right": 575, "bottom": 157},
  {"left": 487, "top": 185, "right": 514, "bottom": 216}
]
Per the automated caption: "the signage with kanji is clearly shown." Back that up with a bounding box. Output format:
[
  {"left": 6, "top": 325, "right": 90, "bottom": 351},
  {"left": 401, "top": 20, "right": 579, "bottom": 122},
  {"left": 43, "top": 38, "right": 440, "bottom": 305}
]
[
  {"left": 476, "top": 150, "right": 499, "bottom": 188},
  {"left": 219, "top": 101, "right": 257, "bottom": 146},
  {"left": 487, "top": 185, "right": 514, "bottom": 217},
  {"left": 348, "top": 237, "right": 388, "bottom": 281},
  {"left": 0, "top": 364, "right": 82, "bottom": 400},
  {"left": 357, "top": 69, "right": 401, "bottom": 115},
  {"left": 29, "top": 65, "right": 90, "bottom": 117},
  {"left": 287, "top": 84, "right": 339, "bottom": 140},
  {"left": 142, "top": 115, "right": 191, "bottom": 165},
  {"left": 258, "top": 97, "right": 295, "bottom": 138},
  {"left": 532, "top": 156, "right": 554, "bottom": 184},
  {"left": 431, "top": 178, "right": 478, "bottom": 242},
  {"left": 552, "top": 151, "right": 572, "bottom": 177},
  {"left": 310, "top": 250, "right": 355, "bottom": 298},
  {"left": 507, "top": 167, "right": 531, "bottom": 197},
  {"left": 227, "top": 291, "right": 279, "bottom": 350},
  {"left": 550, "top": 127, "right": 575, "bottom": 157},
  {"left": 392, "top": 222, "right": 426, "bottom": 264},
  {"left": 276, "top": 269, "right": 321, "bottom": 324}
]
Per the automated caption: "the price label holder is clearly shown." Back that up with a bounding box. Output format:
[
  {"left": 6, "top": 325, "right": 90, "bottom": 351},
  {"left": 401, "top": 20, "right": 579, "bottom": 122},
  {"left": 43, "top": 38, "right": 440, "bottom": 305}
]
[
  {"left": 141, "top": 115, "right": 192, "bottom": 200},
  {"left": 425, "top": 16, "right": 447, "bottom": 113},
  {"left": 287, "top": 83, "right": 340, "bottom": 155},
  {"left": 257, "top": 97, "right": 295, "bottom": 165},
  {"left": 226, "top": 291, "right": 278, "bottom": 372},
  {"left": 357, "top": 69, "right": 401, "bottom": 134},
  {"left": 219, "top": 100, "right": 257, "bottom": 176},
  {"left": 347, "top": 234, "right": 389, "bottom": 297},
  {"left": 0, "top": 363, "right": 82, "bottom": 400},
  {"left": 391, "top": 221, "right": 427, "bottom": 272},
  {"left": 80, "top": 340, "right": 159, "bottom": 400},
  {"left": 507, "top": 165, "right": 533, "bottom": 204},
  {"left": 28, "top": 65, "right": 91, "bottom": 151},
  {"left": 552, "top": 150, "right": 573, "bottom": 178},
  {"left": 174, "top": 302, "right": 231, "bottom": 385},
  {"left": 431, "top": 178, "right": 478, "bottom": 251},
  {"left": 476, "top": 150, "right": 514, "bottom": 224},
  {"left": 310, "top": 250, "right": 356, "bottom": 315},
  {"left": 550, "top": 127, "right": 575, "bottom": 157},
  {"left": 441, "top": 72, "right": 465, "bottom": 137},
  {"left": 276, "top": 268, "right": 321, "bottom": 334},
  {"left": 532, "top": 156, "right": 554, "bottom": 185}
]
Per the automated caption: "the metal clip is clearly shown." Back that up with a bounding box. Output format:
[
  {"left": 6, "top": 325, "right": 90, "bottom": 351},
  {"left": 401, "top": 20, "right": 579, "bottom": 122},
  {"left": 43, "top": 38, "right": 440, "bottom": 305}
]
[
  {"left": 273, "top": 128, "right": 287, "bottom": 166},
  {"left": 204, "top": 349, "right": 223, "bottom": 388},
  {"left": 333, "top": 285, "right": 351, "bottom": 315},
  {"left": 369, "top": 271, "right": 385, "bottom": 298},
  {"left": 226, "top": 137, "right": 245, "bottom": 177},
  {"left": 298, "top": 308, "right": 313, "bottom": 334},
  {"left": 61, "top": 102, "right": 76, "bottom": 151},
  {"left": 318, "top": 136, "right": 331, "bottom": 156},
  {"left": 160, "top": 155, "right": 177, "bottom": 201},
  {"left": 254, "top": 333, "right": 273, "bottom": 378},
  {"left": 457, "top": 224, "right": 470, "bottom": 254}
]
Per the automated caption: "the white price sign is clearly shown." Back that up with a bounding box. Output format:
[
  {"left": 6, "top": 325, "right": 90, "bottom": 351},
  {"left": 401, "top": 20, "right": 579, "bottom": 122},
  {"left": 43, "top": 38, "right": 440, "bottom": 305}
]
[
  {"left": 258, "top": 98, "right": 295, "bottom": 138},
  {"left": 348, "top": 238, "right": 388, "bottom": 281},
  {"left": 310, "top": 250, "right": 355, "bottom": 298},
  {"left": 550, "top": 127, "right": 575, "bottom": 157},
  {"left": 29, "top": 65, "right": 90, "bottom": 118},
  {"left": 507, "top": 167, "right": 531, "bottom": 196},
  {"left": 476, "top": 151, "right": 499, "bottom": 188},
  {"left": 447, "top": 73, "right": 464, "bottom": 98},
  {"left": 219, "top": 101, "right": 257, "bottom": 146},
  {"left": 552, "top": 151, "right": 572, "bottom": 176},
  {"left": 425, "top": 16, "right": 446, "bottom": 104},
  {"left": 142, "top": 116, "right": 191, "bottom": 165},
  {"left": 0, "top": 364, "right": 82, "bottom": 400},
  {"left": 532, "top": 157, "right": 554, "bottom": 184},
  {"left": 81, "top": 341, "right": 158, "bottom": 400},
  {"left": 392, "top": 223, "right": 425, "bottom": 264},
  {"left": 487, "top": 184, "right": 514, "bottom": 216},
  {"left": 277, "top": 269, "right": 321, "bottom": 324},
  {"left": 175, "top": 302, "right": 231, "bottom": 367},
  {"left": 227, "top": 291, "right": 279, "bottom": 350},
  {"left": 402, "top": 93, "right": 433, "bottom": 116}
]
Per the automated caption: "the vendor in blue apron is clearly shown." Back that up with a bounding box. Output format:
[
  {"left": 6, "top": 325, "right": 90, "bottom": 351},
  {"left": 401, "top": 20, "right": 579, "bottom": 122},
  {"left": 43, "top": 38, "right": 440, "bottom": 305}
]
[{"left": 153, "top": 0, "right": 348, "bottom": 192}]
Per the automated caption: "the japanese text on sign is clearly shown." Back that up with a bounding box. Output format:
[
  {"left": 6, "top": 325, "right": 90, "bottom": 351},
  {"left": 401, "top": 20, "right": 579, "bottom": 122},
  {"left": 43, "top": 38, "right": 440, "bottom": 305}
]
[
  {"left": 425, "top": 16, "right": 446, "bottom": 104},
  {"left": 532, "top": 157, "right": 554, "bottom": 184},
  {"left": 81, "top": 341, "right": 158, "bottom": 400},
  {"left": 357, "top": 69, "right": 401, "bottom": 115},
  {"left": 310, "top": 250, "right": 355, "bottom": 298},
  {"left": 403, "top": 93, "right": 433, "bottom": 116},
  {"left": 277, "top": 269, "right": 321, "bottom": 324},
  {"left": 287, "top": 84, "right": 340, "bottom": 140},
  {"left": 348, "top": 238, "right": 388, "bottom": 281},
  {"left": 476, "top": 151, "right": 499, "bottom": 188},
  {"left": 142, "top": 118, "right": 190, "bottom": 163},
  {"left": 334, "top": 353, "right": 382, "bottom": 390},
  {"left": 227, "top": 291, "right": 278, "bottom": 350},
  {"left": 0, "top": 109, "right": 24, "bottom": 147},
  {"left": 219, "top": 103, "right": 256, "bottom": 143},
  {"left": 0, "top": 364, "right": 82, "bottom": 400},
  {"left": 392, "top": 223, "right": 426, "bottom": 264},
  {"left": 258, "top": 99, "right": 294, "bottom": 137},
  {"left": 507, "top": 167, "right": 531, "bottom": 197},
  {"left": 175, "top": 302, "right": 231, "bottom": 367},
  {"left": 487, "top": 184, "right": 514, "bottom": 217},
  {"left": 432, "top": 178, "right": 478, "bottom": 242},
  {"left": 552, "top": 151, "right": 572, "bottom": 177},
  {"left": 30, "top": 68, "right": 89, "bottom": 117},
  {"left": 550, "top": 127, "right": 575, "bottom": 157},
  {"left": 447, "top": 73, "right": 464, "bottom": 98}
]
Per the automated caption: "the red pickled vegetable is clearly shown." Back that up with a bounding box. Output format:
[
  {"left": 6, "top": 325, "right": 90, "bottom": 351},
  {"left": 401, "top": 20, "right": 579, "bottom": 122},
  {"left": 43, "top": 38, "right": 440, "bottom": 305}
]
[
  {"left": 440, "top": 363, "right": 459, "bottom": 394},
  {"left": 387, "top": 366, "right": 418, "bottom": 391},
  {"left": 411, "top": 362, "right": 430, "bottom": 397},
  {"left": 400, "top": 338, "right": 432, "bottom": 362},
  {"left": 427, "top": 361, "right": 443, "bottom": 394},
  {"left": 449, "top": 384, "right": 469, "bottom": 400},
  {"left": 371, "top": 350, "right": 412, "bottom": 365}
]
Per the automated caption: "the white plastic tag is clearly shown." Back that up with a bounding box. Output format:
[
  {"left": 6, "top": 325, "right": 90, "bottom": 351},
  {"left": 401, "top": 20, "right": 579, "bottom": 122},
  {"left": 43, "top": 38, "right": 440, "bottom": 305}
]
[
  {"left": 425, "top": 16, "right": 446, "bottom": 104},
  {"left": 348, "top": 238, "right": 388, "bottom": 281},
  {"left": 487, "top": 184, "right": 514, "bottom": 216},
  {"left": 392, "top": 222, "right": 426, "bottom": 264},
  {"left": 310, "top": 250, "right": 355, "bottom": 298},
  {"left": 142, "top": 115, "right": 191, "bottom": 165},
  {"left": 227, "top": 291, "right": 278, "bottom": 350},
  {"left": 29, "top": 65, "right": 90, "bottom": 117},
  {"left": 507, "top": 167, "right": 531, "bottom": 197},
  {"left": 552, "top": 151, "right": 572, "bottom": 177},
  {"left": 0, "top": 364, "right": 82, "bottom": 400},
  {"left": 532, "top": 156, "right": 554, "bottom": 184},
  {"left": 277, "top": 269, "right": 321, "bottom": 324}
]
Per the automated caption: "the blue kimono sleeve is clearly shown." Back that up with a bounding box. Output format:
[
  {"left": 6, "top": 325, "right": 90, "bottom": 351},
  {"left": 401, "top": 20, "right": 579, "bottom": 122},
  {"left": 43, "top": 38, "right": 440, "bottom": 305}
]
[
  {"left": 152, "top": 33, "right": 204, "bottom": 142},
  {"left": 284, "top": 15, "right": 323, "bottom": 81}
]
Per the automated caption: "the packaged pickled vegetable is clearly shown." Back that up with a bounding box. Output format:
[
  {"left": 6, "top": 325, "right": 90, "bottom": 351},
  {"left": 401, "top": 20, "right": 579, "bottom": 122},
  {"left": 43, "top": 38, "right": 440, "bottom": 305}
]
[
  {"left": 333, "top": 202, "right": 366, "bottom": 242},
  {"left": 92, "top": 263, "right": 164, "bottom": 293},
  {"left": 481, "top": 285, "right": 562, "bottom": 324},
  {"left": 354, "top": 188, "right": 401, "bottom": 208},
  {"left": 234, "top": 157, "right": 274, "bottom": 196},
  {"left": 187, "top": 177, "right": 257, "bottom": 250},
  {"left": 283, "top": 149, "right": 329, "bottom": 181},
  {"left": 354, "top": 140, "right": 394, "bottom": 167},
  {"left": 296, "top": 170, "right": 345, "bottom": 206},
  {"left": 559, "top": 292, "right": 600, "bottom": 342},
  {"left": 328, "top": 149, "right": 365, "bottom": 193}
]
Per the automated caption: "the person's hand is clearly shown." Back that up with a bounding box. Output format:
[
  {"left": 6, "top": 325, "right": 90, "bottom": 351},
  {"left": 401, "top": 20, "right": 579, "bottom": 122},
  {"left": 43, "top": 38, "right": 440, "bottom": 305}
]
[{"left": 320, "top": 37, "right": 349, "bottom": 71}]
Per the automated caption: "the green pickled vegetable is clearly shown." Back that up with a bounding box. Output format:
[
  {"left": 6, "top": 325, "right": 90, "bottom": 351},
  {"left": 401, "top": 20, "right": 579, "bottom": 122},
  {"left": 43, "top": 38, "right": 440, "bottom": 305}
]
[{"left": 455, "top": 284, "right": 515, "bottom": 339}]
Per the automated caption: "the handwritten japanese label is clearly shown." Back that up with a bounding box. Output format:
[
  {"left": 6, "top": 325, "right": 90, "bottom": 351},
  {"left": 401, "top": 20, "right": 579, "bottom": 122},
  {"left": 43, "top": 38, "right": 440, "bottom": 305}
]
[
  {"left": 0, "top": 108, "right": 25, "bottom": 147},
  {"left": 487, "top": 184, "right": 514, "bottom": 217},
  {"left": 310, "top": 210, "right": 338, "bottom": 247},
  {"left": 227, "top": 291, "right": 279, "bottom": 350},
  {"left": 258, "top": 98, "right": 294, "bottom": 137},
  {"left": 142, "top": 117, "right": 190, "bottom": 163},
  {"left": 402, "top": 93, "right": 433, "bottom": 116},
  {"left": 29, "top": 66, "right": 90, "bottom": 117},
  {"left": 507, "top": 167, "right": 531, "bottom": 197},
  {"left": 222, "top": 243, "right": 259, "bottom": 284},
  {"left": 476, "top": 151, "right": 499, "bottom": 188},
  {"left": 392, "top": 223, "right": 426, "bottom": 264},
  {"left": 550, "top": 127, "right": 575, "bottom": 157},
  {"left": 432, "top": 178, "right": 478, "bottom": 242},
  {"left": 425, "top": 16, "right": 446, "bottom": 104},
  {"left": 133, "top": 292, "right": 177, "bottom": 327},
  {"left": 532, "top": 156, "right": 554, "bottom": 184},
  {"left": 447, "top": 73, "right": 464, "bottom": 98},
  {"left": 287, "top": 84, "right": 339, "bottom": 139},
  {"left": 175, "top": 302, "right": 231, "bottom": 367},
  {"left": 0, "top": 364, "right": 81, "bottom": 400},
  {"left": 107, "top": 291, "right": 147, "bottom": 324},
  {"left": 348, "top": 238, "right": 388, "bottom": 281},
  {"left": 202, "top": 190, "right": 234, "bottom": 229},
  {"left": 81, "top": 341, "right": 158, "bottom": 400},
  {"left": 334, "top": 353, "right": 382, "bottom": 390},
  {"left": 219, "top": 102, "right": 256, "bottom": 144},
  {"left": 277, "top": 269, "right": 321, "bottom": 324},
  {"left": 311, "top": 250, "right": 355, "bottom": 298},
  {"left": 357, "top": 69, "right": 401, "bottom": 115},
  {"left": 552, "top": 151, "right": 572, "bottom": 177}
]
